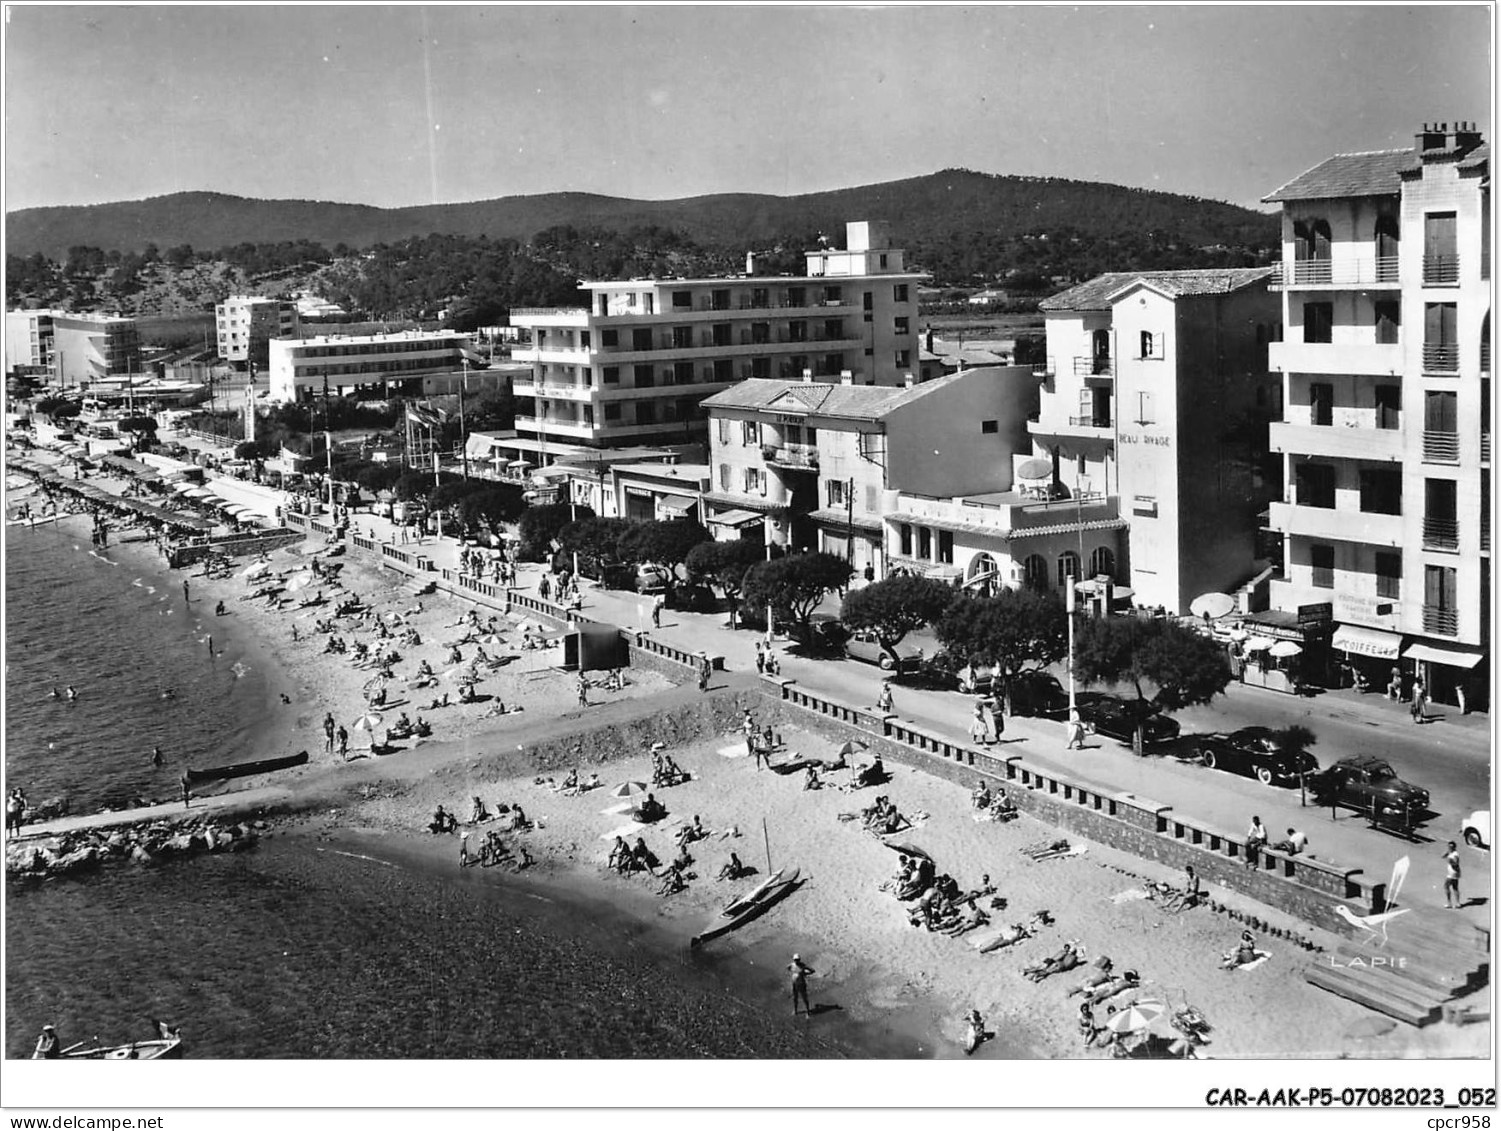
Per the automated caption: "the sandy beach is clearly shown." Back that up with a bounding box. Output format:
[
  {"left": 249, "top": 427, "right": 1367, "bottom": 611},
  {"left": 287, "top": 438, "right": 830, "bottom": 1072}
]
[{"left": 37, "top": 510, "right": 1472, "bottom": 1064}]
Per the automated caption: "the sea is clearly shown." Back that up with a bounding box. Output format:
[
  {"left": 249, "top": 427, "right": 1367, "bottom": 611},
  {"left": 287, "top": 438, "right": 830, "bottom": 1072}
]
[{"left": 4, "top": 518, "right": 931, "bottom": 1061}]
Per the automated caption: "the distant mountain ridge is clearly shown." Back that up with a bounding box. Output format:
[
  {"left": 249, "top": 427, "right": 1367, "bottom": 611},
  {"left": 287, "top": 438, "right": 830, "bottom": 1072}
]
[{"left": 6, "top": 169, "right": 1276, "bottom": 266}]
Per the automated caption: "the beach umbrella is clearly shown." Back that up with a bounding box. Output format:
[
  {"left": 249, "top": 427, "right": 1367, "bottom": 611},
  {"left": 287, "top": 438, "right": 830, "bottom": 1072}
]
[
  {"left": 363, "top": 673, "right": 391, "bottom": 692},
  {"left": 611, "top": 781, "right": 649, "bottom": 801},
  {"left": 285, "top": 572, "right": 316, "bottom": 592},
  {"left": 883, "top": 841, "right": 933, "bottom": 862},
  {"left": 1016, "top": 457, "right": 1053, "bottom": 481},
  {"left": 1241, "top": 636, "right": 1272, "bottom": 653},
  {"left": 350, "top": 712, "right": 384, "bottom": 747},
  {"left": 444, "top": 663, "right": 479, "bottom": 685},
  {"left": 1189, "top": 592, "right": 1236, "bottom": 620},
  {"left": 1103, "top": 998, "right": 1166, "bottom": 1036},
  {"left": 1269, "top": 640, "right": 1303, "bottom": 659},
  {"left": 836, "top": 739, "right": 868, "bottom": 758},
  {"left": 242, "top": 561, "right": 272, "bottom": 580},
  {"left": 1228, "top": 629, "right": 1249, "bottom": 642}
]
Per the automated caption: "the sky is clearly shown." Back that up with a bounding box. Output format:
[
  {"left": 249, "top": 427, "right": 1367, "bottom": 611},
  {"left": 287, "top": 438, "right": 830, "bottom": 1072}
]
[{"left": 2, "top": 4, "right": 1493, "bottom": 215}]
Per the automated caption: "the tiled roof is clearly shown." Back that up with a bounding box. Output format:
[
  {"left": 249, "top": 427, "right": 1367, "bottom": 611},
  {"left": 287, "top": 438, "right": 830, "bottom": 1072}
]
[
  {"left": 1040, "top": 269, "right": 1275, "bottom": 312},
  {"left": 1459, "top": 143, "right": 1490, "bottom": 171},
  {"left": 807, "top": 507, "right": 884, "bottom": 533},
  {"left": 1261, "top": 148, "right": 1413, "bottom": 202},
  {"left": 702, "top": 370, "right": 978, "bottom": 421}
]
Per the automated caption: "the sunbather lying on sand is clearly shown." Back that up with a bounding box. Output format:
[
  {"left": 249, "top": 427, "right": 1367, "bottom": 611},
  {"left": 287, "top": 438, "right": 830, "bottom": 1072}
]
[
  {"left": 941, "top": 899, "right": 992, "bottom": 937},
  {"left": 978, "top": 911, "right": 1053, "bottom": 951},
  {"left": 1078, "top": 970, "right": 1141, "bottom": 1007},
  {"left": 1024, "top": 940, "right": 1085, "bottom": 982},
  {"left": 1022, "top": 838, "right": 1073, "bottom": 860}
]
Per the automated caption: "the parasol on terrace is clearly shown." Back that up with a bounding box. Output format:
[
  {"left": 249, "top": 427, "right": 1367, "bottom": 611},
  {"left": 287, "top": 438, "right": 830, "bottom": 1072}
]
[
  {"left": 1189, "top": 592, "right": 1236, "bottom": 620},
  {"left": 1268, "top": 640, "right": 1303, "bottom": 659},
  {"left": 1241, "top": 636, "right": 1272, "bottom": 653},
  {"left": 1016, "top": 457, "right": 1053, "bottom": 482}
]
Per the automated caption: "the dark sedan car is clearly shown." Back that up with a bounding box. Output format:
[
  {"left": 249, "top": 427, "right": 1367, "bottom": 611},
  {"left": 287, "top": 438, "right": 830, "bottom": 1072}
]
[
  {"left": 1195, "top": 727, "right": 1320, "bottom": 787},
  {"left": 1073, "top": 693, "right": 1180, "bottom": 746},
  {"left": 1007, "top": 671, "right": 1070, "bottom": 717}
]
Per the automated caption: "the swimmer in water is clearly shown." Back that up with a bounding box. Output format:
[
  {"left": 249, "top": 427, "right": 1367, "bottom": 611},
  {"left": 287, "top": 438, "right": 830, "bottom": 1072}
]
[
  {"left": 160, "top": 688, "right": 175, "bottom": 700},
  {"left": 48, "top": 688, "right": 60, "bottom": 700},
  {"left": 65, "top": 686, "right": 77, "bottom": 701}
]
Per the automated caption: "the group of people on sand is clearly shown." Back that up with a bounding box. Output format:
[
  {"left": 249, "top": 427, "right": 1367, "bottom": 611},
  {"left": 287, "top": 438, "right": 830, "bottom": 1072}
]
[{"left": 970, "top": 780, "right": 1019, "bottom": 823}]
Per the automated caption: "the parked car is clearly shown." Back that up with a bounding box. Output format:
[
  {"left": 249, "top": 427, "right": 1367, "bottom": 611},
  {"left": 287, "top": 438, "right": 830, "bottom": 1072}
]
[
  {"left": 635, "top": 564, "right": 670, "bottom": 593},
  {"left": 1307, "top": 756, "right": 1431, "bottom": 823},
  {"left": 1006, "top": 672, "right": 1070, "bottom": 718},
  {"left": 1462, "top": 810, "right": 1490, "bottom": 849},
  {"left": 1073, "top": 693, "right": 1180, "bottom": 746},
  {"left": 844, "top": 628, "right": 925, "bottom": 675},
  {"left": 1194, "top": 727, "right": 1320, "bottom": 787},
  {"left": 793, "top": 613, "right": 850, "bottom": 654}
]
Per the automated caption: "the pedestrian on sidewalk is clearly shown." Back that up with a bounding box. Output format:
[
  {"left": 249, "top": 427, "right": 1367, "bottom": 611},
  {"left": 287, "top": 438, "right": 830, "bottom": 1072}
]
[
  {"left": 1245, "top": 815, "right": 1267, "bottom": 870},
  {"left": 991, "top": 694, "right": 1006, "bottom": 742},
  {"left": 1410, "top": 678, "right": 1427, "bottom": 724},
  {"left": 1064, "top": 708, "right": 1086, "bottom": 750},
  {"left": 1387, "top": 667, "right": 1403, "bottom": 701},
  {"left": 1457, "top": 681, "right": 1469, "bottom": 715},
  {"left": 876, "top": 681, "right": 894, "bottom": 715},
  {"left": 1444, "top": 841, "right": 1462, "bottom": 908},
  {"left": 652, "top": 595, "right": 664, "bottom": 629},
  {"left": 969, "top": 703, "right": 990, "bottom": 747},
  {"left": 698, "top": 654, "right": 712, "bottom": 692}
]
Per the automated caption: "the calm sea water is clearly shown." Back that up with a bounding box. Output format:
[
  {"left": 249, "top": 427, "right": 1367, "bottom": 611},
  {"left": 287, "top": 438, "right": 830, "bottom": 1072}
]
[
  {"left": 4, "top": 521, "right": 922, "bottom": 1060},
  {"left": 5, "top": 520, "right": 281, "bottom": 811}
]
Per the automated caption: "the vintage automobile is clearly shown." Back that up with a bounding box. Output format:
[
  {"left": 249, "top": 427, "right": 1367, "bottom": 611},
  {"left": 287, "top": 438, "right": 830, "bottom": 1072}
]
[
  {"left": 844, "top": 627, "right": 926, "bottom": 675},
  {"left": 1307, "top": 756, "right": 1431, "bottom": 823},
  {"left": 1193, "top": 727, "right": 1320, "bottom": 787},
  {"left": 1069, "top": 693, "right": 1180, "bottom": 746}
]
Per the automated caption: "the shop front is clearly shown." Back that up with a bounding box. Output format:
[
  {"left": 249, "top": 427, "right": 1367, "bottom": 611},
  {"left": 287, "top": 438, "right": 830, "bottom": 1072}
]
[
  {"left": 1330, "top": 623, "right": 1406, "bottom": 693},
  {"left": 1229, "top": 609, "right": 1330, "bottom": 695},
  {"left": 1401, "top": 641, "right": 1488, "bottom": 714}
]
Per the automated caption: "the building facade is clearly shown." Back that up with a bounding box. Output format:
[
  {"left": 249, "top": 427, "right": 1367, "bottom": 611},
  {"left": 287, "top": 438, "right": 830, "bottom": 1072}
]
[
  {"left": 216, "top": 295, "right": 300, "bottom": 367},
  {"left": 5, "top": 309, "right": 57, "bottom": 378},
  {"left": 702, "top": 366, "right": 1039, "bottom": 579},
  {"left": 1262, "top": 123, "right": 1490, "bottom": 707},
  {"left": 1031, "top": 269, "right": 1281, "bottom": 612},
  {"left": 509, "top": 221, "right": 926, "bottom": 450},
  {"left": 267, "top": 330, "right": 491, "bottom": 403},
  {"left": 48, "top": 313, "right": 142, "bottom": 389}
]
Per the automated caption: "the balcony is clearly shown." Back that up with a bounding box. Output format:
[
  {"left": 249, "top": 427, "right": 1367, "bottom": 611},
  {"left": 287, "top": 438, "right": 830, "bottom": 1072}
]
[
  {"left": 1267, "top": 500, "right": 1404, "bottom": 548},
  {"left": 1030, "top": 414, "right": 1115, "bottom": 441},
  {"left": 1270, "top": 257, "right": 1400, "bottom": 289},
  {"left": 513, "top": 414, "right": 596, "bottom": 441},
  {"left": 1033, "top": 356, "right": 1056, "bottom": 378},
  {"left": 1074, "top": 357, "right": 1112, "bottom": 377},
  {"left": 1422, "top": 605, "right": 1460, "bottom": 636},
  {"left": 509, "top": 308, "right": 589, "bottom": 327},
  {"left": 512, "top": 344, "right": 592, "bottom": 365},
  {"left": 1268, "top": 341, "right": 1403, "bottom": 375},
  {"left": 1482, "top": 340, "right": 1490, "bottom": 373},
  {"left": 1422, "top": 344, "right": 1460, "bottom": 372},
  {"left": 1269, "top": 420, "right": 1404, "bottom": 462},
  {"left": 1068, "top": 414, "right": 1113, "bottom": 429},
  {"left": 1423, "top": 255, "right": 1461, "bottom": 285},
  {"left": 889, "top": 491, "right": 1120, "bottom": 537},
  {"left": 1422, "top": 430, "right": 1461, "bottom": 463},
  {"left": 513, "top": 379, "right": 593, "bottom": 401},
  {"left": 1482, "top": 432, "right": 1491, "bottom": 465},
  {"left": 766, "top": 442, "right": 819, "bottom": 470},
  {"left": 1422, "top": 516, "right": 1460, "bottom": 551}
]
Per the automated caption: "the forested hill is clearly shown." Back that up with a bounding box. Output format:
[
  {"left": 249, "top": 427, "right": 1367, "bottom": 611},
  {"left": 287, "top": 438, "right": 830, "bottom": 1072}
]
[{"left": 6, "top": 169, "right": 1277, "bottom": 283}]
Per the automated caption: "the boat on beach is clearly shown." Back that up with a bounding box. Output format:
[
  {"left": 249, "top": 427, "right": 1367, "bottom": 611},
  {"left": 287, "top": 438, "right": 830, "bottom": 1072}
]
[
  {"left": 692, "top": 867, "right": 801, "bottom": 948},
  {"left": 720, "top": 868, "right": 784, "bottom": 917},
  {"left": 185, "top": 750, "right": 308, "bottom": 785}
]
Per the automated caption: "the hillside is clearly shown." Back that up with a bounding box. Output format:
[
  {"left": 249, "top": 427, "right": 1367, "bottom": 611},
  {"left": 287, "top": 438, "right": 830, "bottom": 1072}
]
[{"left": 6, "top": 169, "right": 1277, "bottom": 273}]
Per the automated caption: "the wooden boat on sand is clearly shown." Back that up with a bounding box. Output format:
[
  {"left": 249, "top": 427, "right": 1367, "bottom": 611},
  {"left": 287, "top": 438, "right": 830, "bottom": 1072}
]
[{"left": 691, "top": 867, "right": 801, "bottom": 948}]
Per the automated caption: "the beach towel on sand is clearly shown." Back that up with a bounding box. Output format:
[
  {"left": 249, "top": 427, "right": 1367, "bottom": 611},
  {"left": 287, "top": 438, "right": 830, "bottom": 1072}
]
[
  {"left": 717, "top": 743, "right": 750, "bottom": 759},
  {"left": 1109, "top": 888, "right": 1151, "bottom": 905},
  {"left": 1230, "top": 950, "right": 1271, "bottom": 972}
]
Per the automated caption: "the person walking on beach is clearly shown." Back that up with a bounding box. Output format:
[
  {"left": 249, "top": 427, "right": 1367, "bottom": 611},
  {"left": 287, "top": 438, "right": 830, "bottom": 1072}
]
[
  {"left": 323, "top": 713, "right": 336, "bottom": 754},
  {"left": 337, "top": 726, "right": 349, "bottom": 761},
  {"left": 577, "top": 673, "right": 589, "bottom": 709},
  {"left": 182, "top": 579, "right": 190, "bottom": 603},
  {"left": 180, "top": 773, "right": 191, "bottom": 809},
  {"left": 1444, "top": 841, "right": 1462, "bottom": 908},
  {"left": 789, "top": 954, "right": 815, "bottom": 1017},
  {"left": 152, "top": 745, "right": 164, "bottom": 769},
  {"left": 459, "top": 832, "right": 472, "bottom": 868}
]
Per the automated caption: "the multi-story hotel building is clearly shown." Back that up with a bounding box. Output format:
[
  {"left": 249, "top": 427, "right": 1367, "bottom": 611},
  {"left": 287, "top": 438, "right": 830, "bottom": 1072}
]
[
  {"left": 216, "top": 295, "right": 299, "bottom": 367},
  {"left": 267, "top": 330, "right": 492, "bottom": 403},
  {"left": 5, "top": 309, "right": 56, "bottom": 378},
  {"left": 509, "top": 221, "right": 926, "bottom": 449},
  {"left": 1262, "top": 122, "right": 1490, "bottom": 707},
  {"left": 1030, "top": 269, "right": 1281, "bottom": 613},
  {"left": 47, "top": 313, "right": 142, "bottom": 389},
  {"left": 702, "top": 366, "right": 1037, "bottom": 579}
]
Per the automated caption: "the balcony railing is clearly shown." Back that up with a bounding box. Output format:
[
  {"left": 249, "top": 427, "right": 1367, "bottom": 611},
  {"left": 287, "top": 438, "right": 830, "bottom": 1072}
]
[
  {"left": 1423, "top": 343, "right": 1460, "bottom": 372},
  {"left": 1033, "top": 356, "right": 1056, "bottom": 378},
  {"left": 1271, "top": 257, "right": 1400, "bottom": 287},
  {"left": 1422, "top": 430, "right": 1461, "bottom": 462},
  {"left": 1422, "top": 516, "right": 1460, "bottom": 551},
  {"left": 768, "top": 442, "right": 819, "bottom": 469},
  {"left": 1483, "top": 511, "right": 1491, "bottom": 554},
  {"left": 1422, "top": 605, "right": 1460, "bottom": 637},
  {"left": 1074, "top": 357, "right": 1112, "bottom": 377},
  {"left": 1482, "top": 432, "right": 1491, "bottom": 464},
  {"left": 1482, "top": 340, "right": 1490, "bottom": 373},
  {"left": 1423, "top": 255, "right": 1461, "bottom": 285},
  {"left": 1068, "top": 415, "right": 1112, "bottom": 428}
]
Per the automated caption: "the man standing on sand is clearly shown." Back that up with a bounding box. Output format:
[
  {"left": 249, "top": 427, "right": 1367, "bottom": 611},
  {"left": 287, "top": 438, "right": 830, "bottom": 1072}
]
[
  {"left": 323, "top": 713, "right": 336, "bottom": 754},
  {"left": 789, "top": 954, "right": 815, "bottom": 1017},
  {"left": 182, "top": 579, "right": 190, "bottom": 603},
  {"left": 337, "top": 726, "right": 349, "bottom": 761},
  {"left": 577, "top": 673, "right": 589, "bottom": 709},
  {"left": 1444, "top": 841, "right": 1462, "bottom": 908},
  {"left": 180, "top": 773, "right": 191, "bottom": 809}
]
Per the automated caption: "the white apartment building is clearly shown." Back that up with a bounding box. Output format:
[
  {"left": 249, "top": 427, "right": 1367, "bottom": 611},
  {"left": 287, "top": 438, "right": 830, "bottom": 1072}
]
[
  {"left": 43, "top": 312, "right": 142, "bottom": 389},
  {"left": 702, "top": 366, "right": 1038, "bottom": 579},
  {"left": 1262, "top": 122, "right": 1490, "bottom": 708},
  {"left": 267, "top": 330, "right": 492, "bottom": 403},
  {"left": 216, "top": 295, "right": 299, "bottom": 367},
  {"left": 5, "top": 309, "right": 56, "bottom": 377},
  {"left": 1031, "top": 269, "right": 1281, "bottom": 613},
  {"left": 509, "top": 221, "right": 926, "bottom": 449}
]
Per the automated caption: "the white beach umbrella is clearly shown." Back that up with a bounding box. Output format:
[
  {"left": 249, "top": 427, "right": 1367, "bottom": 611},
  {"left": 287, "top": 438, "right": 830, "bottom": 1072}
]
[
  {"left": 1268, "top": 640, "right": 1303, "bottom": 659},
  {"left": 285, "top": 572, "right": 316, "bottom": 592},
  {"left": 611, "top": 781, "right": 649, "bottom": 801},
  {"left": 1241, "top": 636, "right": 1272, "bottom": 653},
  {"left": 242, "top": 561, "right": 272, "bottom": 580},
  {"left": 1189, "top": 592, "right": 1236, "bottom": 620},
  {"left": 444, "top": 663, "right": 480, "bottom": 685},
  {"left": 1103, "top": 998, "right": 1166, "bottom": 1036}
]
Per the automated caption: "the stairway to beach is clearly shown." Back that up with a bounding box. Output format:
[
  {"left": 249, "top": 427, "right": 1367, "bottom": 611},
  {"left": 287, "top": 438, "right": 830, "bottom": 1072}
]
[{"left": 1304, "top": 910, "right": 1490, "bottom": 1026}]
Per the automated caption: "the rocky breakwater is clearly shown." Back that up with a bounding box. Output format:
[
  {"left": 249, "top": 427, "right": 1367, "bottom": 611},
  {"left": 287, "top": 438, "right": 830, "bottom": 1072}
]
[{"left": 5, "top": 817, "right": 265, "bottom": 881}]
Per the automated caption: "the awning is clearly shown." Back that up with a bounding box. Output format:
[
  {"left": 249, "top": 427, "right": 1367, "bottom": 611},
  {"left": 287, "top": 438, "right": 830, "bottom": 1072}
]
[
  {"left": 658, "top": 495, "right": 697, "bottom": 514},
  {"left": 707, "top": 508, "right": 763, "bottom": 528},
  {"left": 1402, "top": 642, "right": 1485, "bottom": 670},
  {"left": 1332, "top": 624, "right": 1403, "bottom": 660}
]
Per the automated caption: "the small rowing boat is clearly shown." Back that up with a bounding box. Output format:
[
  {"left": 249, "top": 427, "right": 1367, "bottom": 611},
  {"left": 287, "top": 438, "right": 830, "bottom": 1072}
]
[
  {"left": 720, "top": 868, "right": 784, "bottom": 917},
  {"left": 35, "top": 1022, "right": 183, "bottom": 1060},
  {"left": 185, "top": 750, "right": 308, "bottom": 785},
  {"left": 692, "top": 867, "right": 801, "bottom": 948}
]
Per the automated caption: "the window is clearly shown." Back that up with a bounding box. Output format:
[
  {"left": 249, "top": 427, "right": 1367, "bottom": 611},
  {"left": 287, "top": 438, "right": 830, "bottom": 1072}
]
[
  {"left": 1089, "top": 547, "right": 1116, "bottom": 579},
  {"left": 751, "top": 323, "right": 770, "bottom": 345},
  {"left": 1374, "top": 301, "right": 1400, "bottom": 345},
  {"left": 642, "top": 295, "right": 653, "bottom": 315},
  {"left": 1424, "top": 212, "right": 1458, "bottom": 283},
  {"left": 752, "top": 288, "right": 769, "bottom": 309},
  {"left": 743, "top": 467, "right": 764, "bottom": 495},
  {"left": 674, "top": 361, "right": 694, "bottom": 384},
  {"left": 1310, "top": 544, "right": 1335, "bottom": 589},
  {"left": 719, "top": 464, "right": 731, "bottom": 491},
  {"left": 1374, "top": 384, "right": 1400, "bottom": 429},
  {"left": 895, "top": 349, "right": 911, "bottom": 369},
  {"left": 712, "top": 289, "right": 731, "bottom": 311},
  {"left": 1135, "top": 392, "right": 1154, "bottom": 425},
  {"left": 788, "top": 320, "right": 808, "bottom": 342},
  {"left": 918, "top": 527, "right": 932, "bottom": 560},
  {"left": 1139, "top": 331, "right": 1163, "bottom": 359},
  {"left": 636, "top": 401, "right": 656, "bottom": 425},
  {"left": 1425, "top": 390, "right": 1458, "bottom": 437},
  {"left": 826, "top": 479, "right": 846, "bottom": 508},
  {"left": 1309, "top": 382, "right": 1334, "bottom": 426},
  {"left": 1057, "top": 550, "right": 1080, "bottom": 587},
  {"left": 823, "top": 319, "right": 845, "bottom": 340},
  {"left": 899, "top": 524, "right": 912, "bottom": 556},
  {"left": 632, "top": 328, "right": 653, "bottom": 351},
  {"left": 823, "top": 353, "right": 842, "bottom": 376},
  {"left": 717, "top": 418, "right": 730, "bottom": 444},
  {"left": 1425, "top": 563, "right": 1457, "bottom": 610},
  {"left": 712, "top": 323, "right": 731, "bottom": 347},
  {"left": 752, "top": 357, "right": 771, "bottom": 380},
  {"left": 1359, "top": 468, "right": 1402, "bottom": 514},
  {"left": 1424, "top": 303, "right": 1458, "bottom": 369},
  {"left": 672, "top": 326, "right": 693, "bottom": 349},
  {"left": 1295, "top": 462, "right": 1336, "bottom": 508},
  {"left": 634, "top": 364, "right": 654, "bottom": 388},
  {"left": 1023, "top": 554, "right": 1048, "bottom": 592},
  {"left": 672, "top": 291, "right": 693, "bottom": 310},
  {"left": 879, "top": 254, "right": 889, "bottom": 269},
  {"left": 713, "top": 358, "right": 734, "bottom": 382},
  {"left": 937, "top": 530, "right": 953, "bottom": 564},
  {"left": 981, "top": 419, "right": 999, "bottom": 434},
  {"left": 865, "top": 485, "right": 878, "bottom": 512},
  {"left": 1132, "top": 496, "right": 1157, "bottom": 517},
  {"left": 603, "top": 402, "right": 621, "bottom": 421},
  {"left": 823, "top": 286, "right": 843, "bottom": 304},
  {"left": 894, "top": 284, "right": 909, "bottom": 303},
  {"left": 1375, "top": 552, "right": 1401, "bottom": 600},
  {"left": 863, "top": 292, "right": 873, "bottom": 312},
  {"left": 1303, "top": 303, "right": 1334, "bottom": 344},
  {"left": 787, "top": 286, "right": 806, "bottom": 307},
  {"left": 741, "top": 421, "right": 759, "bottom": 446},
  {"left": 579, "top": 331, "right": 591, "bottom": 350},
  {"left": 894, "top": 316, "right": 910, "bottom": 335}
]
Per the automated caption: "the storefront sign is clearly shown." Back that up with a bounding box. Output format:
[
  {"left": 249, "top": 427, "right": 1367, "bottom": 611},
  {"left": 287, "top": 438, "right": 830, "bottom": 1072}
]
[
  {"left": 1298, "top": 602, "right": 1333, "bottom": 627},
  {"left": 1118, "top": 433, "right": 1171, "bottom": 447}
]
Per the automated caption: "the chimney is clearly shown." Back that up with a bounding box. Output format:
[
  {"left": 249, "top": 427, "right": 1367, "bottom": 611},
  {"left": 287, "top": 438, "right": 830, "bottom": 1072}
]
[
  {"left": 745, "top": 251, "right": 758, "bottom": 275},
  {"left": 840, "top": 369, "right": 854, "bottom": 386},
  {"left": 1416, "top": 122, "right": 1448, "bottom": 154},
  {"left": 1453, "top": 120, "right": 1484, "bottom": 156}
]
